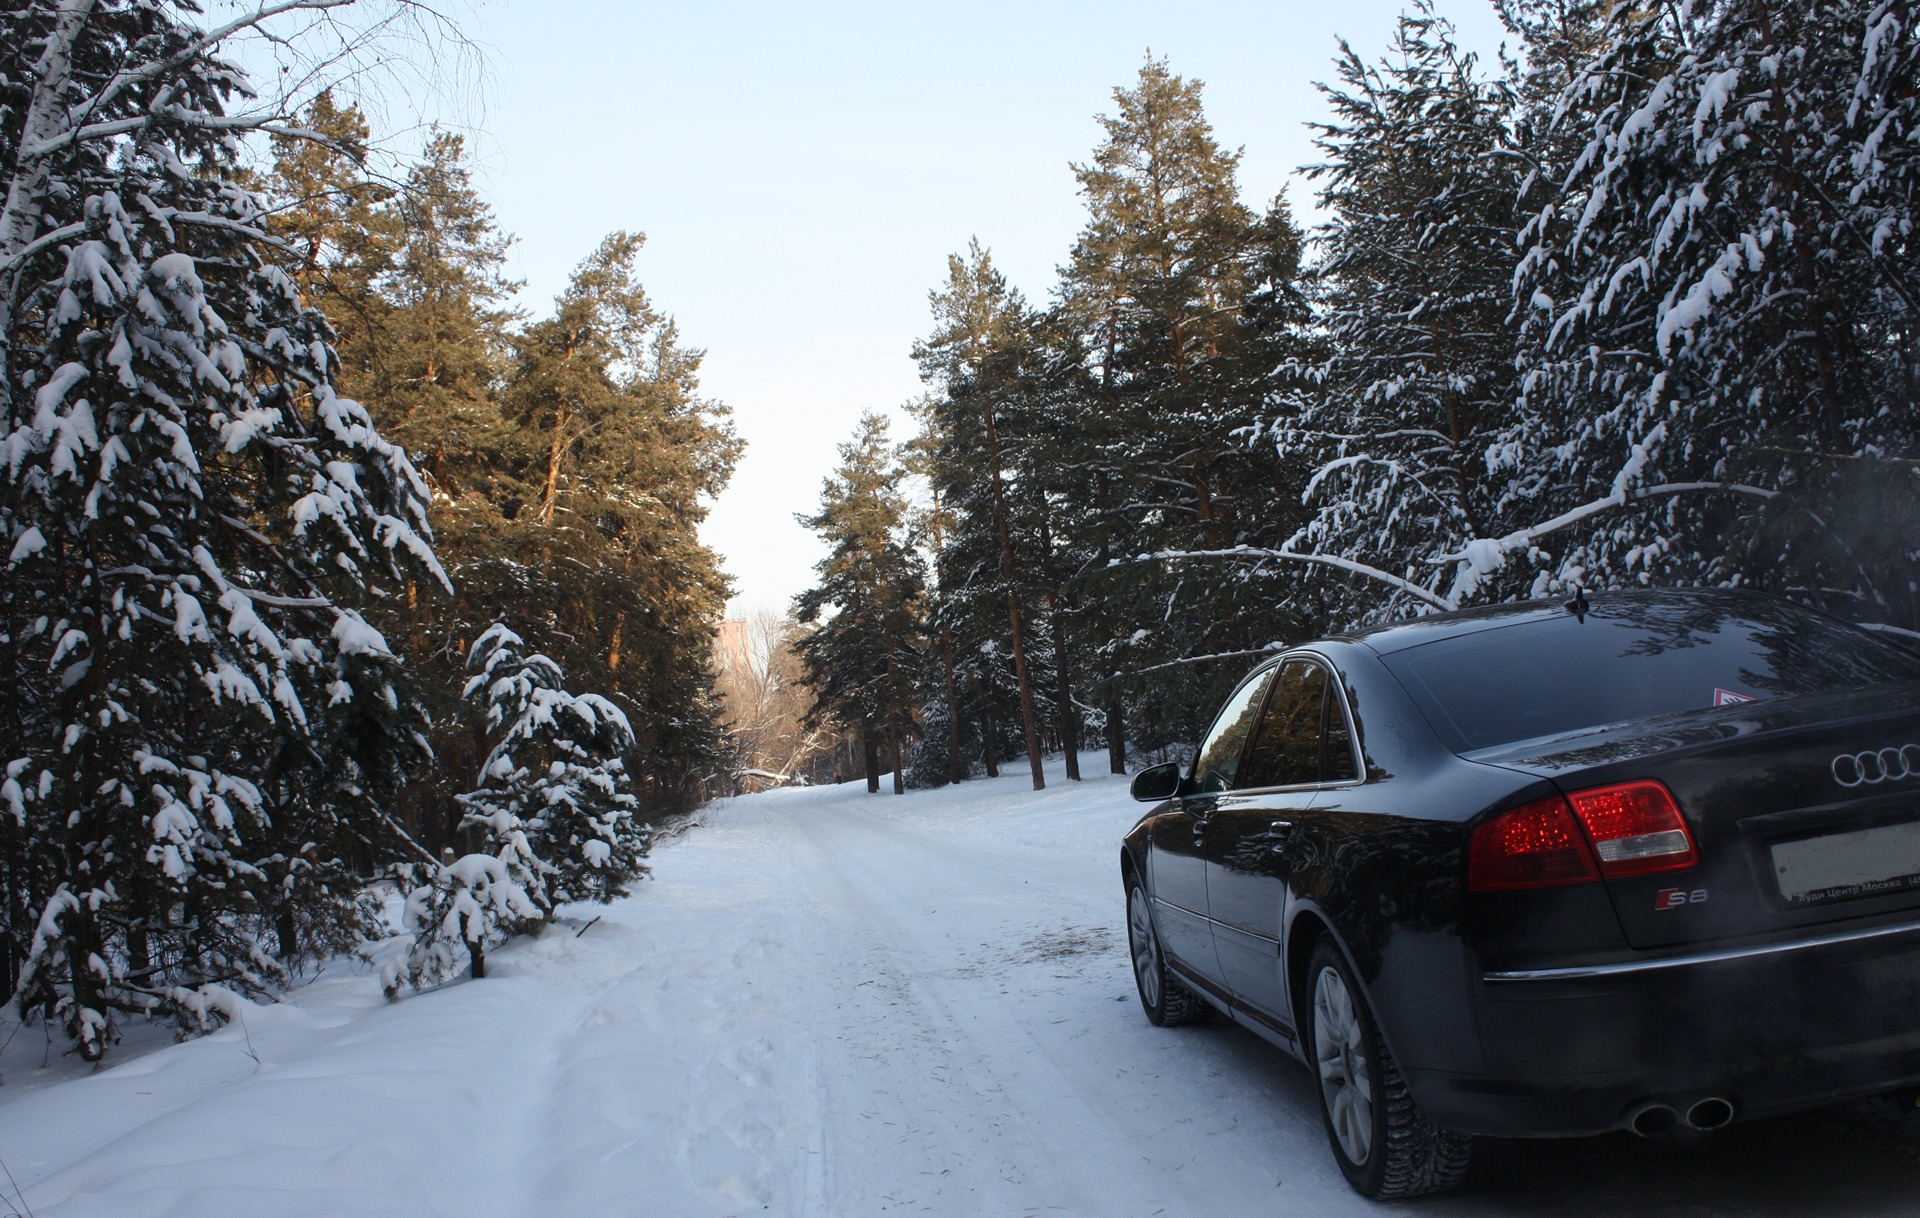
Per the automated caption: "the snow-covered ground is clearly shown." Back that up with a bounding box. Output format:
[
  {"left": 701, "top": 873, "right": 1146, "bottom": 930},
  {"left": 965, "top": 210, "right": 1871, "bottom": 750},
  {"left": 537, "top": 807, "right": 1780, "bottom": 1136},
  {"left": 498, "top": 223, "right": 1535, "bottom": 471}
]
[{"left": 4, "top": 754, "right": 1920, "bottom": 1217}]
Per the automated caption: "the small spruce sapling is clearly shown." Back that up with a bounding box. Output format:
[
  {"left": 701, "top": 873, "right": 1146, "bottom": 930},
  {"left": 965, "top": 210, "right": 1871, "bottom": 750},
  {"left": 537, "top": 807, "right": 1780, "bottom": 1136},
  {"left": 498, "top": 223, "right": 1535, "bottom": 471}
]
[
  {"left": 387, "top": 623, "right": 647, "bottom": 993},
  {"left": 387, "top": 852, "right": 541, "bottom": 992},
  {"left": 459, "top": 623, "right": 649, "bottom": 908}
]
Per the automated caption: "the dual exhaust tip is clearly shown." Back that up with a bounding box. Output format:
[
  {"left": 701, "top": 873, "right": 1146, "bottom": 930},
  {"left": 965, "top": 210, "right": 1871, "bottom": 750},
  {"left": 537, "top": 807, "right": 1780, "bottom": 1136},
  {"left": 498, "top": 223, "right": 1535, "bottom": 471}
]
[{"left": 1628, "top": 1096, "right": 1735, "bottom": 1136}]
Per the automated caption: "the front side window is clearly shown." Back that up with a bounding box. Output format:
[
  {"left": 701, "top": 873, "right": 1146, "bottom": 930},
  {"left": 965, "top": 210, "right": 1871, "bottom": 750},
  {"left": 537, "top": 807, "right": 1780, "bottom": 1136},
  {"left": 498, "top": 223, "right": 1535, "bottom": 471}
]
[{"left": 1192, "top": 668, "right": 1277, "bottom": 792}]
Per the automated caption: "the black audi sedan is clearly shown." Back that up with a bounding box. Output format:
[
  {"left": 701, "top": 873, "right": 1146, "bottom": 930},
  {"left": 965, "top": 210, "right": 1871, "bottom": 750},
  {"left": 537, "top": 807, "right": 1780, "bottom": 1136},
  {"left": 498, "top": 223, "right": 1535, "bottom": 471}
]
[{"left": 1120, "top": 588, "right": 1920, "bottom": 1199}]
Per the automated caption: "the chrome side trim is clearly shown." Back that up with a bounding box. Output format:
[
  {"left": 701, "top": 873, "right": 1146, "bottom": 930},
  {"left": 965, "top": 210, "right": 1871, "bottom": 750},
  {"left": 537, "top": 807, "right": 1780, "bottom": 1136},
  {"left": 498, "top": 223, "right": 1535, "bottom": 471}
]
[
  {"left": 1152, "top": 893, "right": 1208, "bottom": 921},
  {"left": 1483, "top": 915, "right": 1920, "bottom": 983},
  {"left": 1155, "top": 893, "right": 1277, "bottom": 943}
]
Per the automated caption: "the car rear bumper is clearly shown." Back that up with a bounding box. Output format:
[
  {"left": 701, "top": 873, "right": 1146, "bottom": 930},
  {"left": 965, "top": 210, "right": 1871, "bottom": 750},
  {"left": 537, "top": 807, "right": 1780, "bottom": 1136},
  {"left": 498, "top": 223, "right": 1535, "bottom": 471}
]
[{"left": 1411, "top": 914, "right": 1920, "bottom": 1138}]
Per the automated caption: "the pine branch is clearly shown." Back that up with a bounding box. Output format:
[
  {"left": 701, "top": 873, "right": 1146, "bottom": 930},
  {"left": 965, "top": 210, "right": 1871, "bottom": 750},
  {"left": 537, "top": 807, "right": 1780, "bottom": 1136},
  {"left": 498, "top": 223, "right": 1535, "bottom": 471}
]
[
  {"left": 1124, "top": 546, "right": 1453, "bottom": 611},
  {"left": 1426, "top": 481, "right": 1780, "bottom": 567},
  {"left": 1126, "top": 645, "right": 1284, "bottom": 677}
]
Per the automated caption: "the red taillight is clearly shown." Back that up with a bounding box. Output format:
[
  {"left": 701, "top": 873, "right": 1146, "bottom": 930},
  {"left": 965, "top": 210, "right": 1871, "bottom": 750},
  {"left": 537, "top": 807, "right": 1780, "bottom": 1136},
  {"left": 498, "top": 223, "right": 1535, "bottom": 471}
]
[
  {"left": 1566, "top": 780, "right": 1698, "bottom": 878},
  {"left": 1469, "top": 781, "right": 1699, "bottom": 892},
  {"left": 1468, "top": 796, "right": 1601, "bottom": 891}
]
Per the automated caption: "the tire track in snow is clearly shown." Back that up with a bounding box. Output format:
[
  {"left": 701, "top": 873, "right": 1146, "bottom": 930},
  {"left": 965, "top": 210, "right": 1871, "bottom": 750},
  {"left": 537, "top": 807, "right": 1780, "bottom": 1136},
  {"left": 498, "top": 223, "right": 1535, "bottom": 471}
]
[
  {"left": 515, "top": 806, "right": 849, "bottom": 1217},
  {"left": 774, "top": 800, "right": 1084, "bottom": 1212},
  {"left": 767, "top": 795, "right": 1338, "bottom": 1216}
]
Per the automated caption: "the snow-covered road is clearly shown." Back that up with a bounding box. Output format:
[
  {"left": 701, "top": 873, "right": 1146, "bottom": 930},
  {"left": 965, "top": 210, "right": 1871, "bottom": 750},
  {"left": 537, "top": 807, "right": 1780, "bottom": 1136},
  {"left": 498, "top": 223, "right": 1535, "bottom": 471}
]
[{"left": 4, "top": 756, "right": 1920, "bottom": 1216}]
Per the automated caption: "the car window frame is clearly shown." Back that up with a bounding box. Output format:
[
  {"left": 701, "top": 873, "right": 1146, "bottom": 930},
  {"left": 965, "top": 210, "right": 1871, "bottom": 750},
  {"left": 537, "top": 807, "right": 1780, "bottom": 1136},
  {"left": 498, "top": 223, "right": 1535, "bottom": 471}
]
[{"left": 1231, "top": 650, "right": 1365, "bottom": 794}]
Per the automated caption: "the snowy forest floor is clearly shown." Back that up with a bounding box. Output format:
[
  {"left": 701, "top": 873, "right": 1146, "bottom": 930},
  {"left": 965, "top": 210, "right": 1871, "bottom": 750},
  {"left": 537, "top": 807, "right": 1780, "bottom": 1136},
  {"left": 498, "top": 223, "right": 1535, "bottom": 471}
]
[{"left": 4, "top": 755, "right": 1920, "bottom": 1217}]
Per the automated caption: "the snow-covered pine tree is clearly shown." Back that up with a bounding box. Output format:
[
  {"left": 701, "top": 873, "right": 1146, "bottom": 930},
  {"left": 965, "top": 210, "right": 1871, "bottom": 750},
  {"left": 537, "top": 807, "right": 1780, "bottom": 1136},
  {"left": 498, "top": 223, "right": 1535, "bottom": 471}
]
[
  {"left": 500, "top": 232, "right": 740, "bottom": 815},
  {"left": 912, "top": 244, "right": 1058, "bottom": 790},
  {"left": 1273, "top": 8, "right": 1528, "bottom": 624},
  {"left": 0, "top": 1, "right": 445, "bottom": 1058},
  {"left": 266, "top": 123, "right": 528, "bottom": 856},
  {"left": 1502, "top": 0, "right": 1920, "bottom": 621},
  {"left": 389, "top": 848, "right": 542, "bottom": 991},
  {"left": 459, "top": 622, "right": 648, "bottom": 909},
  {"left": 390, "top": 621, "right": 645, "bottom": 991},
  {"left": 794, "top": 414, "right": 927, "bottom": 795},
  {"left": 1054, "top": 56, "right": 1306, "bottom": 756}
]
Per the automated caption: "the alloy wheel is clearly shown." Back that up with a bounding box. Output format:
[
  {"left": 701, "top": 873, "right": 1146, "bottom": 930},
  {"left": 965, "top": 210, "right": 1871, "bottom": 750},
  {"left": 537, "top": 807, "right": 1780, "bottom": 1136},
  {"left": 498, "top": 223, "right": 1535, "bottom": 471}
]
[
  {"left": 1314, "top": 962, "right": 1375, "bottom": 1166},
  {"left": 1128, "top": 886, "right": 1161, "bottom": 1009}
]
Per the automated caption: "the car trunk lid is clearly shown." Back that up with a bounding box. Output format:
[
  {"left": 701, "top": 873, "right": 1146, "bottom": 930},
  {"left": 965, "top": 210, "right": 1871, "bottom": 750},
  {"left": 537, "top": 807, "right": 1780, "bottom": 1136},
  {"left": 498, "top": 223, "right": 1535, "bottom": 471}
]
[{"left": 1470, "top": 685, "right": 1920, "bottom": 948}]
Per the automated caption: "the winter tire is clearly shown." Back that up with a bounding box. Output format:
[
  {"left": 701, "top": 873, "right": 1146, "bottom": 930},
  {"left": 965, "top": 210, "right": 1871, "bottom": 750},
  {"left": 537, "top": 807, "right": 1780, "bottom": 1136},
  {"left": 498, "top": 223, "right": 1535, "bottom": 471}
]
[
  {"left": 1306, "top": 938, "right": 1472, "bottom": 1199},
  {"left": 1126, "top": 878, "right": 1206, "bottom": 1026}
]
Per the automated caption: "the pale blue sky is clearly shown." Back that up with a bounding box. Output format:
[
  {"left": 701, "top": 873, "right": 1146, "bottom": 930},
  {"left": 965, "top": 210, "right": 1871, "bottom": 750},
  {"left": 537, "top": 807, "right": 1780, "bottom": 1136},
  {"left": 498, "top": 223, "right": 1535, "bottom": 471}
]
[{"left": 455, "top": 0, "right": 1511, "bottom": 616}]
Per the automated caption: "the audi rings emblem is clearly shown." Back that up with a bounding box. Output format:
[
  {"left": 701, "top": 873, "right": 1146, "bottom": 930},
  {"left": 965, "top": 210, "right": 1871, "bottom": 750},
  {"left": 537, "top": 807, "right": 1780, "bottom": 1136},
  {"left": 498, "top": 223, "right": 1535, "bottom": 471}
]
[{"left": 1831, "top": 744, "right": 1920, "bottom": 788}]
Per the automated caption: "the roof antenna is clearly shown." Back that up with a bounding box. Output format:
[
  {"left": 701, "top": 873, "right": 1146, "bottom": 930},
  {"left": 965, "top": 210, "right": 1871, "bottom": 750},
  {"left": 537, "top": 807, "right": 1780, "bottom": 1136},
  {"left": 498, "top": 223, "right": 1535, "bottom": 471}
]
[{"left": 1565, "top": 585, "right": 1590, "bottom": 622}]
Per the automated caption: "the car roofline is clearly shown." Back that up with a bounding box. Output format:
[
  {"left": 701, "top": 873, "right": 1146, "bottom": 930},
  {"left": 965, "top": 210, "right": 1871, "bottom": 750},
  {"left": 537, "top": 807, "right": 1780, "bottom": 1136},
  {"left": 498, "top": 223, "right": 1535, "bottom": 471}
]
[{"left": 1326, "top": 588, "right": 1803, "bottom": 657}]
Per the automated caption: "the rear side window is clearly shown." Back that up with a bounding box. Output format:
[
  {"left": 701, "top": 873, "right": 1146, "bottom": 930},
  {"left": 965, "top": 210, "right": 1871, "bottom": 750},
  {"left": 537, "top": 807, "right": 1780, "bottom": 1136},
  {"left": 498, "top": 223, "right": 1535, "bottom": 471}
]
[
  {"left": 1238, "top": 658, "right": 1360, "bottom": 788},
  {"left": 1240, "top": 661, "right": 1325, "bottom": 788},
  {"left": 1380, "top": 598, "right": 1920, "bottom": 752}
]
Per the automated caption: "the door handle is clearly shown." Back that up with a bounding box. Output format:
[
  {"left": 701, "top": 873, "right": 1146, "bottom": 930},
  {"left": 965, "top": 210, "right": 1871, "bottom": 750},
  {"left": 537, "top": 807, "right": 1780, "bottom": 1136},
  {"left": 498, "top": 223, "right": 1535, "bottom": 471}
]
[{"left": 1269, "top": 820, "right": 1294, "bottom": 852}]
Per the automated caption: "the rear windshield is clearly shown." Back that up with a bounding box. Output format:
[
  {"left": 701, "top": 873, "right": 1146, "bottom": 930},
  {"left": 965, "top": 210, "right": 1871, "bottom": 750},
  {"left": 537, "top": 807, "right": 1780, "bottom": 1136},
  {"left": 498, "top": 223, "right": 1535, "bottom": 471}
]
[{"left": 1378, "top": 598, "right": 1920, "bottom": 752}]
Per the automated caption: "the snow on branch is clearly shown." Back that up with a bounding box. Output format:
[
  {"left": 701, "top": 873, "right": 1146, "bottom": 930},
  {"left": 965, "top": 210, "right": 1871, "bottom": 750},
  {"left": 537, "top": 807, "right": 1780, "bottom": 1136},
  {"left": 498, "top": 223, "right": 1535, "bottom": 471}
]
[
  {"left": 88, "top": 0, "right": 360, "bottom": 108},
  {"left": 1859, "top": 622, "right": 1920, "bottom": 644},
  {"left": 1430, "top": 480, "right": 1779, "bottom": 602},
  {"left": 1124, "top": 546, "right": 1454, "bottom": 612},
  {"left": 1127, "top": 475, "right": 1784, "bottom": 624},
  {"left": 1126, "top": 645, "right": 1285, "bottom": 678},
  {"left": 23, "top": 112, "right": 350, "bottom": 159}
]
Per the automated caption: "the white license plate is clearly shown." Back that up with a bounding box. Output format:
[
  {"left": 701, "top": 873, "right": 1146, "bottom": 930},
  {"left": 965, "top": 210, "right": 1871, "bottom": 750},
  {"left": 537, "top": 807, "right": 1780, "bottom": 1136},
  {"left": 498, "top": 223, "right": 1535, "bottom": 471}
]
[{"left": 1772, "top": 819, "right": 1920, "bottom": 904}]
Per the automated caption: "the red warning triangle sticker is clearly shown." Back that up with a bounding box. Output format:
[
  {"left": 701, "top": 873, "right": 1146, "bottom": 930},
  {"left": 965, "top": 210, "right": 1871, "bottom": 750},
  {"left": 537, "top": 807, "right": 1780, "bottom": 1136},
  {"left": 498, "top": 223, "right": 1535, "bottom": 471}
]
[{"left": 1714, "top": 688, "right": 1755, "bottom": 706}]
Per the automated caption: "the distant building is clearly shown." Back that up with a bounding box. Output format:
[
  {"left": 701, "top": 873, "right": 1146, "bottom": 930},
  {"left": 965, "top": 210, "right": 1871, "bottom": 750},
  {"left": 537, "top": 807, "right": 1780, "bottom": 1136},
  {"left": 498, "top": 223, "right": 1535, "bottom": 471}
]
[{"left": 715, "top": 617, "right": 751, "bottom": 674}]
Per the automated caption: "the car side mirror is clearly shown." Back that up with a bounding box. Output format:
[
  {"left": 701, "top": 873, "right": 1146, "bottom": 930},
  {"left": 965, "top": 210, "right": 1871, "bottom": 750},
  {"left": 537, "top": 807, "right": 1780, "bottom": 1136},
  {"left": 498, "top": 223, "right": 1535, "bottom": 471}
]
[{"left": 1130, "top": 761, "right": 1186, "bottom": 803}]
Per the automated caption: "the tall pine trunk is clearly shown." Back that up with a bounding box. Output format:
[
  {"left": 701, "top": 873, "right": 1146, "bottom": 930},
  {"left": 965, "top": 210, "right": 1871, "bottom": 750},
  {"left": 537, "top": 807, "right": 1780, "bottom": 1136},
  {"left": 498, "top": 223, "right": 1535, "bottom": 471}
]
[
  {"left": 1055, "top": 645, "right": 1080, "bottom": 781},
  {"left": 1004, "top": 594, "right": 1045, "bottom": 789},
  {"left": 941, "top": 626, "right": 964, "bottom": 784},
  {"left": 1041, "top": 516, "right": 1080, "bottom": 781},
  {"left": 607, "top": 610, "right": 626, "bottom": 673},
  {"left": 1094, "top": 468, "right": 1127, "bottom": 775},
  {"left": 863, "top": 732, "right": 880, "bottom": 794},
  {"left": 979, "top": 689, "right": 999, "bottom": 778},
  {"left": 540, "top": 404, "right": 569, "bottom": 524},
  {"left": 981, "top": 396, "right": 1044, "bottom": 790},
  {"left": 882, "top": 621, "right": 908, "bottom": 795}
]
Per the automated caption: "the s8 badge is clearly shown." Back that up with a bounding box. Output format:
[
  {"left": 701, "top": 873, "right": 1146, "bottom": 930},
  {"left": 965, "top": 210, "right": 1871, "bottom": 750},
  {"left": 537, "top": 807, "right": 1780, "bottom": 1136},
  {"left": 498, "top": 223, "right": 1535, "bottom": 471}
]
[{"left": 1656, "top": 888, "right": 1708, "bottom": 910}]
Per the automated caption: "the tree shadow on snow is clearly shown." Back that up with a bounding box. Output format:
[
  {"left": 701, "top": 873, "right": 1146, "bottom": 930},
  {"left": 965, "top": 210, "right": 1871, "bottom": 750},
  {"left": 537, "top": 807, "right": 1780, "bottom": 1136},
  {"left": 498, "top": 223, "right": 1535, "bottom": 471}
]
[{"left": 1183, "top": 1014, "right": 1920, "bottom": 1217}]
